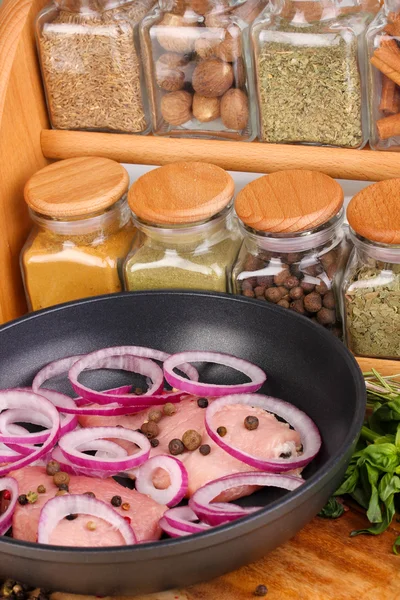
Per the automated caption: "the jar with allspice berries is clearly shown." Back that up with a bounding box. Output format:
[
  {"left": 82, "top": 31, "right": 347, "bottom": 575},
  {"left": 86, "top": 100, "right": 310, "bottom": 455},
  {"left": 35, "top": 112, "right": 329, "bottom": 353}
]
[
  {"left": 21, "top": 157, "right": 135, "bottom": 312},
  {"left": 231, "top": 170, "right": 351, "bottom": 337},
  {"left": 140, "top": 1, "right": 257, "bottom": 140}
]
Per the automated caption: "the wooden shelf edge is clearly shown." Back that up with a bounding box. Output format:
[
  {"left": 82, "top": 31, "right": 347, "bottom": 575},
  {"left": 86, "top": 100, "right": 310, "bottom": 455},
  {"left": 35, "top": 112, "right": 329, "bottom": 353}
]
[
  {"left": 41, "top": 129, "right": 400, "bottom": 181},
  {"left": 356, "top": 356, "right": 399, "bottom": 375}
]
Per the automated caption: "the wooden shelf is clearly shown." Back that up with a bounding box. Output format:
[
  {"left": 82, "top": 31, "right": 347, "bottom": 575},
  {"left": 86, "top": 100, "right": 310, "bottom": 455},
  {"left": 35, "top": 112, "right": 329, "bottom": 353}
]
[{"left": 42, "top": 129, "right": 400, "bottom": 182}]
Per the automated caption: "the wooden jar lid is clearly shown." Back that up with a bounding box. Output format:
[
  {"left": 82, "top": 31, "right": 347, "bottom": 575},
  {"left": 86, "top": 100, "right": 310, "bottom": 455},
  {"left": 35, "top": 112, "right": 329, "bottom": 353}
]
[
  {"left": 24, "top": 157, "right": 129, "bottom": 218},
  {"left": 347, "top": 179, "right": 400, "bottom": 245},
  {"left": 235, "top": 170, "right": 344, "bottom": 233},
  {"left": 128, "top": 162, "right": 235, "bottom": 225}
]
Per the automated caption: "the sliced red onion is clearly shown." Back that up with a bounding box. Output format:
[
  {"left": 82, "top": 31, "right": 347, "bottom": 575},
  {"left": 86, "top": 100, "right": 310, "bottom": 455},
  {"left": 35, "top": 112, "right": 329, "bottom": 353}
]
[
  {"left": 0, "top": 443, "right": 27, "bottom": 463},
  {"left": 159, "top": 517, "right": 191, "bottom": 538},
  {"left": 0, "top": 409, "right": 54, "bottom": 444},
  {"left": 135, "top": 455, "right": 188, "bottom": 507},
  {"left": 34, "top": 389, "right": 79, "bottom": 435},
  {"left": 68, "top": 347, "right": 198, "bottom": 406},
  {"left": 51, "top": 447, "right": 113, "bottom": 478},
  {"left": 163, "top": 506, "right": 211, "bottom": 534},
  {"left": 58, "top": 426, "right": 150, "bottom": 472},
  {"left": 57, "top": 400, "right": 150, "bottom": 417},
  {"left": 32, "top": 355, "right": 83, "bottom": 393},
  {"left": 189, "top": 472, "right": 304, "bottom": 526},
  {"left": 205, "top": 394, "right": 321, "bottom": 472},
  {"left": 0, "top": 390, "right": 60, "bottom": 475},
  {"left": 163, "top": 351, "right": 267, "bottom": 397},
  {"left": 37, "top": 494, "right": 136, "bottom": 545},
  {"left": 0, "top": 477, "right": 19, "bottom": 535},
  {"left": 74, "top": 386, "right": 133, "bottom": 407}
]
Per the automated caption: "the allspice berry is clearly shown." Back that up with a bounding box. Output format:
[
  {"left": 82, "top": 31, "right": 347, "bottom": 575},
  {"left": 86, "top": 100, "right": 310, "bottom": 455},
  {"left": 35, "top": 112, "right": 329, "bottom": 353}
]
[
  {"left": 265, "top": 287, "right": 283, "bottom": 304},
  {"left": 182, "top": 429, "right": 202, "bottom": 451},
  {"left": 141, "top": 421, "right": 159, "bottom": 440},
  {"left": 315, "top": 280, "right": 328, "bottom": 295},
  {"left": 283, "top": 276, "right": 299, "bottom": 290},
  {"left": 289, "top": 286, "right": 303, "bottom": 300},
  {"left": 254, "top": 285, "right": 266, "bottom": 297},
  {"left": 317, "top": 308, "right": 336, "bottom": 325},
  {"left": 290, "top": 298, "right": 306, "bottom": 314},
  {"left": 169, "top": 438, "right": 185, "bottom": 456},
  {"left": 300, "top": 281, "right": 315, "bottom": 294},
  {"left": 277, "top": 299, "right": 290, "bottom": 309},
  {"left": 148, "top": 409, "right": 163, "bottom": 423},
  {"left": 323, "top": 290, "right": 336, "bottom": 309},
  {"left": 303, "top": 292, "right": 322, "bottom": 313},
  {"left": 273, "top": 269, "right": 290, "bottom": 286},
  {"left": 163, "top": 403, "right": 177, "bottom": 416}
]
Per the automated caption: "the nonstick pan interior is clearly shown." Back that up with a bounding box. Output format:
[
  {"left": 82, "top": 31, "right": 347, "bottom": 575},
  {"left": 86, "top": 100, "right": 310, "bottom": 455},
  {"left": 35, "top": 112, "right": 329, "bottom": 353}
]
[{"left": 0, "top": 291, "right": 365, "bottom": 595}]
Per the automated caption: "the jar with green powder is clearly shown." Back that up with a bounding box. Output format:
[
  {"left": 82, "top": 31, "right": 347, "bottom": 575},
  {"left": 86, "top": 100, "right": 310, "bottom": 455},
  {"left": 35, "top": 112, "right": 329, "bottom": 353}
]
[{"left": 124, "top": 162, "right": 241, "bottom": 292}]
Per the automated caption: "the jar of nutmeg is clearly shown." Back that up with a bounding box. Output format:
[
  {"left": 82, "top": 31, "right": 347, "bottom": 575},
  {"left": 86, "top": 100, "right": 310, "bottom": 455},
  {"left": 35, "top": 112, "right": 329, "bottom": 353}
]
[
  {"left": 140, "top": 1, "right": 257, "bottom": 141},
  {"left": 231, "top": 170, "right": 351, "bottom": 337}
]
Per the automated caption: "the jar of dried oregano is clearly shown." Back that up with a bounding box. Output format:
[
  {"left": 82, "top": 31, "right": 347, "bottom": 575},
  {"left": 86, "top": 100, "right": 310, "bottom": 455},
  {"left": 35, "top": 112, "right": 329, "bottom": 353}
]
[
  {"left": 232, "top": 170, "right": 351, "bottom": 337},
  {"left": 251, "top": 0, "right": 373, "bottom": 147},
  {"left": 343, "top": 180, "right": 400, "bottom": 359},
  {"left": 140, "top": 1, "right": 258, "bottom": 141},
  {"left": 21, "top": 157, "right": 135, "bottom": 311},
  {"left": 36, "top": 0, "right": 155, "bottom": 133},
  {"left": 124, "top": 162, "right": 241, "bottom": 292}
]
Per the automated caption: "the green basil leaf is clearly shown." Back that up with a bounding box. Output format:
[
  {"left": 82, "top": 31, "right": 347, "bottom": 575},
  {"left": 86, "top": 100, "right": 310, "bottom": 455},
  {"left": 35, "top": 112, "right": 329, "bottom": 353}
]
[
  {"left": 335, "top": 466, "right": 360, "bottom": 496},
  {"left": 393, "top": 536, "right": 400, "bottom": 555},
  {"left": 318, "top": 497, "right": 345, "bottom": 519}
]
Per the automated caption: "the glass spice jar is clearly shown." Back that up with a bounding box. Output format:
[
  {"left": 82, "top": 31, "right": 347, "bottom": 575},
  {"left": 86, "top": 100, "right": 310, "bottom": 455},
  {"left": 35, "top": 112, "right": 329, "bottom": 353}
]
[
  {"left": 21, "top": 157, "right": 135, "bottom": 311},
  {"left": 124, "top": 162, "right": 241, "bottom": 292},
  {"left": 140, "top": 0, "right": 258, "bottom": 140},
  {"left": 367, "top": 0, "right": 400, "bottom": 150},
  {"left": 343, "top": 180, "right": 400, "bottom": 359},
  {"left": 232, "top": 170, "right": 350, "bottom": 337},
  {"left": 36, "top": 0, "right": 154, "bottom": 134},
  {"left": 250, "top": 0, "right": 372, "bottom": 148}
]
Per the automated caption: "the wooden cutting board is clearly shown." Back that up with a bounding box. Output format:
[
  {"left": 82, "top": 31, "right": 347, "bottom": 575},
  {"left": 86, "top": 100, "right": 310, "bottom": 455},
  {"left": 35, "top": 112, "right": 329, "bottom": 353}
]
[{"left": 26, "top": 358, "right": 400, "bottom": 599}]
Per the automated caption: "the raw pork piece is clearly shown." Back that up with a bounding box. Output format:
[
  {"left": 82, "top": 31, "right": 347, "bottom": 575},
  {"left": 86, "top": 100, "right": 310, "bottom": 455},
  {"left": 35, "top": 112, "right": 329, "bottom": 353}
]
[
  {"left": 10, "top": 466, "right": 165, "bottom": 546},
  {"left": 79, "top": 396, "right": 301, "bottom": 500}
]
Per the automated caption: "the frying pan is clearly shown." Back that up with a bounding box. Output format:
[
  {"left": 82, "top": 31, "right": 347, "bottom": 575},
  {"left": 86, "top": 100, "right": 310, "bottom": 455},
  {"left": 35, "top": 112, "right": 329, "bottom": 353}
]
[{"left": 0, "top": 291, "right": 365, "bottom": 595}]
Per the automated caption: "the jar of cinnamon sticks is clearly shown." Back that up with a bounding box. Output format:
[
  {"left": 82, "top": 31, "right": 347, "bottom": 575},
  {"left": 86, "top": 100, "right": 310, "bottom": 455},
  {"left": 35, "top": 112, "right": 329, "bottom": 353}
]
[{"left": 367, "top": 0, "right": 400, "bottom": 149}]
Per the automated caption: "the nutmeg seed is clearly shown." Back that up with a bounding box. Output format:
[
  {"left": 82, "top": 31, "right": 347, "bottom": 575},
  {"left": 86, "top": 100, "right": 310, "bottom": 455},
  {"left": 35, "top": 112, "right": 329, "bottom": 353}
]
[
  {"left": 195, "top": 37, "right": 219, "bottom": 60},
  {"left": 192, "top": 58, "right": 234, "bottom": 98},
  {"left": 233, "top": 57, "right": 246, "bottom": 88},
  {"left": 158, "top": 53, "right": 190, "bottom": 69},
  {"left": 156, "top": 14, "right": 196, "bottom": 54},
  {"left": 156, "top": 65, "right": 185, "bottom": 92},
  {"left": 161, "top": 90, "right": 193, "bottom": 125},
  {"left": 193, "top": 94, "right": 221, "bottom": 122},
  {"left": 215, "top": 28, "right": 242, "bottom": 62},
  {"left": 221, "top": 88, "right": 249, "bottom": 130}
]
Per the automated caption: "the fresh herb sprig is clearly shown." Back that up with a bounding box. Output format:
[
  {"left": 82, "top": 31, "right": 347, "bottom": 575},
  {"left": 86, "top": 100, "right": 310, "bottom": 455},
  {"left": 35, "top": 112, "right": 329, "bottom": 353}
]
[{"left": 319, "top": 369, "right": 400, "bottom": 552}]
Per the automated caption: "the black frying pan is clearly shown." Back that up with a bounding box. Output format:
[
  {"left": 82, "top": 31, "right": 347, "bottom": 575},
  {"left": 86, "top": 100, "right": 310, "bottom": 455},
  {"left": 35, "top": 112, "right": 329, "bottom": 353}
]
[{"left": 0, "top": 291, "right": 365, "bottom": 595}]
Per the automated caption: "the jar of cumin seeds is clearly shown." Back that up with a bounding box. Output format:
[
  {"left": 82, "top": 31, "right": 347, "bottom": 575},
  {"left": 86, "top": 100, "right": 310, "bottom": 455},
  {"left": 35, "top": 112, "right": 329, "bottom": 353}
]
[
  {"left": 231, "top": 170, "right": 350, "bottom": 337},
  {"left": 36, "top": 0, "right": 154, "bottom": 133},
  {"left": 21, "top": 157, "right": 135, "bottom": 311},
  {"left": 124, "top": 162, "right": 241, "bottom": 292}
]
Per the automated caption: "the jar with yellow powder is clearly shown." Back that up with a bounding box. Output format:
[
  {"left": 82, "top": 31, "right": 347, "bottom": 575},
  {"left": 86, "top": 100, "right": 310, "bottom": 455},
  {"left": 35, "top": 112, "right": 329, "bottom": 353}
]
[
  {"left": 124, "top": 162, "right": 241, "bottom": 292},
  {"left": 21, "top": 157, "right": 135, "bottom": 311}
]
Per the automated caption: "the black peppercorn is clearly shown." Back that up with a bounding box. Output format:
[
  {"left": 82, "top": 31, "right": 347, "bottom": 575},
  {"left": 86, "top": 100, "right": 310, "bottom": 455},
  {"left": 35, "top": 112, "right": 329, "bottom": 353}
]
[
  {"left": 244, "top": 415, "right": 259, "bottom": 430},
  {"left": 84, "top": 491, "right": 96, "bottom": 498},
  {"left": 18, "top": 494, "right": 28, "bottom": 506},
  {"left": 150, "top": 438, "right": 160, "bottom": 447},
  {"left": 169, "top": 438, "right": 185, "bottom": 455},
  {"left": 279, "top": 451, "right": 292, "bottom": 458},
  {"left": 199, "top": 444, "right": 211, "bottom": 456},
  {"left": 111, "top": 495, "right": 122, "bottom": 507},
  {"left": 197, "top": 397, "right": 209, "bottom": 409},
  {"left": 217, "top": 426, "right": 227, "bottom": 437},
  {"left": 58, "top": 483, "right": 69, "bottom": 492},
  {"left": 65, "top": 514, "right": 78, "bottom": 521},
  {"left": 254, "top": 584, "right": 268, "bottom": 596}
]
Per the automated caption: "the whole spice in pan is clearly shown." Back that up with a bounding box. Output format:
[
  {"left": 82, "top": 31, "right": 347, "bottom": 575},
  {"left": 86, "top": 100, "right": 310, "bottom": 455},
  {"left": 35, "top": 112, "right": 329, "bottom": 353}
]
[{"left": 36, "top": 0, "right": 154, "bottom": 133}]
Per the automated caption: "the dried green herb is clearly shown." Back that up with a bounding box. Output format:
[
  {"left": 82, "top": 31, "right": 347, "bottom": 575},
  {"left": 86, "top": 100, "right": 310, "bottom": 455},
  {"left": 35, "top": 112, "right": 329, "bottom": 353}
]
[
  {"left": 257, "top": 33, "right": 363, "bottom": 147},
  {"left": 345, "top": 265, "right": 400, "bottom": 359}
]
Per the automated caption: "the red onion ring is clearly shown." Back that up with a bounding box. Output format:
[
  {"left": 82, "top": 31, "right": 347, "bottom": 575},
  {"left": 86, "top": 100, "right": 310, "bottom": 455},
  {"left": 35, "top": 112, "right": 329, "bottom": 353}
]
[
  {"left": 37, "top": 494, "right": 136, "bottom": 546},
  {"left": 162, "top": 506, "right": 211, "bottom": 534},
  {"left": 58, "top": 426, "right": 150, "bottom": 473},
  {"left": 68, "top": 347, "right": 198, "bottom": 406},
  {"left": 32, "top": 355, "right": 83, "bottom": 392},
  {"left": 159, "top": 517, "right": 190, "bottom": 538},
  {"left": 51, "top": 447, "right": 116, "bottom": 478},
  {"left": 135, "top": 455, "right": 188, "bottom": 507},
  {"left": 0, "top": 443, "right": 25, "bottom": 463},
  {"left": 74, "top": 386, "right": 133, "bottom": 408},
  {"left": 189, "top": 472, "right": 304, "bottom": 526},
  {"left": 0, "top": 409, "right": 55, "bottom": 444},
  {"left": 163, "top": 351, "right": 267, "bottom": 397},
  {"left": 0, "top": 477, "right": 19, "bottom": 535},
  {"left": 205, "top": 394, "right": 321, "bottom": 472},
  {"left": 0, "top": 390, "right": 60, "bottom": 476}
]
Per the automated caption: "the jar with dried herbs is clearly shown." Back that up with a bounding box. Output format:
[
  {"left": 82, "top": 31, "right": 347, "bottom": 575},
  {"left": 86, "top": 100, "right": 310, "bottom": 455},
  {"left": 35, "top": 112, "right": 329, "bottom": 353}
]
[
  {"left": 21, "top": 157, "right": 135, "bottom": 312},
  {"left": 140, "top": 0, "right": 258, "bottom": 140},
  {"left": 367, "top": 0, "right": 400, "bottom": 150},
  {"left": 36, "top": 0, "right": 155, "bottom": 133},
  {"left": 232, "top": 170, "right": 351, "bottom": 337},
  {"left": 343, "top": 179, "right": 400, "bottom": 359},
  {"left": 124, "top": 162, "right": 241, "bottom": 292},
  {"left": 250, "top": 0, "right": 373, "bottom": 148}
]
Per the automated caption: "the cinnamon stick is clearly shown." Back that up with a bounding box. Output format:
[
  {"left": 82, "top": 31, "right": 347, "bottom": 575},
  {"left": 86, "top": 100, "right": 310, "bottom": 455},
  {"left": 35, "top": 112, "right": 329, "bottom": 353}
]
[
  {"left": 379, "top": 75, "right": 400, "bottom": 114},
  {"left": 371, "top": 39, "right": 400, "bottom": 86},
  {"left": 376, "top": 112, "right": 400, "bottom": 139}
]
